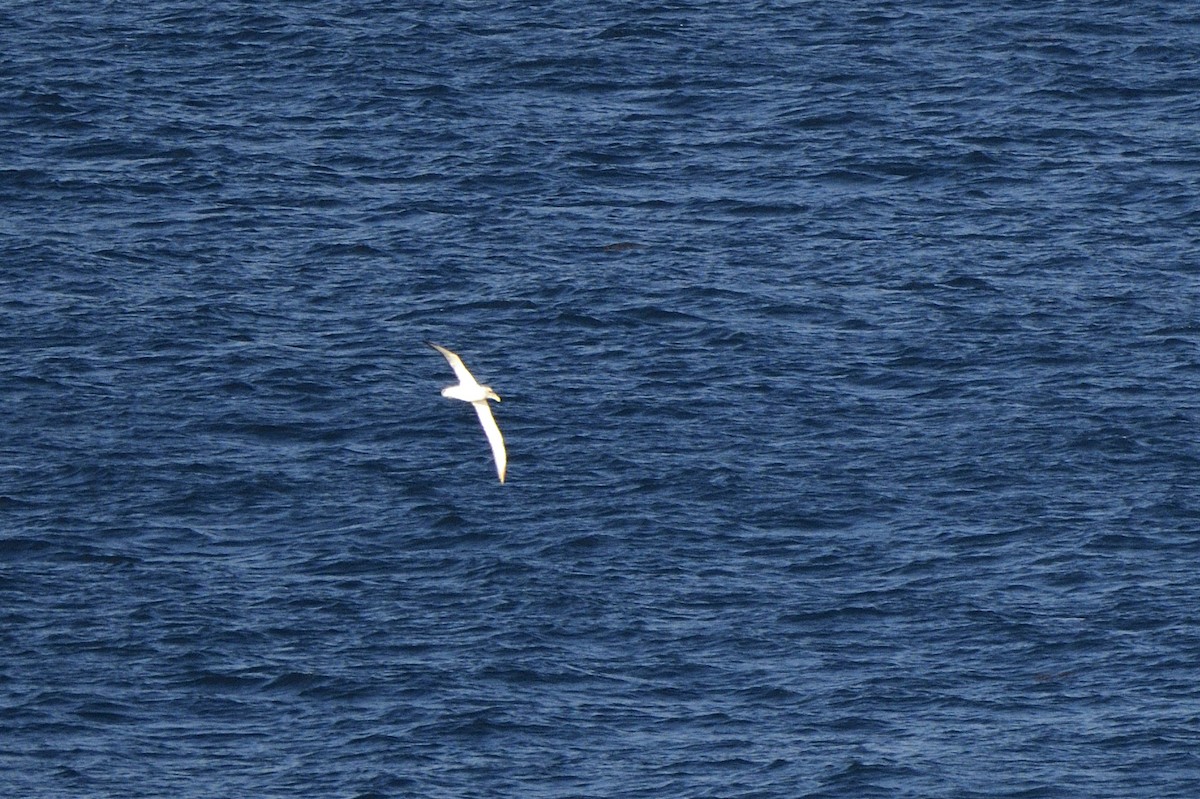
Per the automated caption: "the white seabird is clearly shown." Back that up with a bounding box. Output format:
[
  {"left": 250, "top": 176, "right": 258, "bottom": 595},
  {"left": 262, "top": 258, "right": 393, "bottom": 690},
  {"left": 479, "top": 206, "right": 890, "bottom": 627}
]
[{"left": 427, "top": 342, "right": 507, "bottom": 483}]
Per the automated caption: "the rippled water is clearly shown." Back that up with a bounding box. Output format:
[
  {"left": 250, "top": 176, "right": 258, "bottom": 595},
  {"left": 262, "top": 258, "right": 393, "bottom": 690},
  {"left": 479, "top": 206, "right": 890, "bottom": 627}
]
[{"left": 3, "top": 3, "right": 1199, "bottom": 797}]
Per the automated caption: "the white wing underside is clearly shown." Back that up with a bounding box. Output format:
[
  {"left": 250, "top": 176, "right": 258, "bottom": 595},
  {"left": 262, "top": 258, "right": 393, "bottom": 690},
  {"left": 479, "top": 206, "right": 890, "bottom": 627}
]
[
  {"left": 430, "top": 343, "right": 478, "bottom": 387},
  {"left": 472, "top": 400, "right": 507, "bottom": 483}
]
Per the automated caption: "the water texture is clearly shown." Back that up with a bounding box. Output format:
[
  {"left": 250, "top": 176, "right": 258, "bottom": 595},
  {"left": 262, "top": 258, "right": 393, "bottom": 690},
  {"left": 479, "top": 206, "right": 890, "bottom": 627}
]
[{"left": 2, "top": 2, "right": 1199, "bottom": 797}]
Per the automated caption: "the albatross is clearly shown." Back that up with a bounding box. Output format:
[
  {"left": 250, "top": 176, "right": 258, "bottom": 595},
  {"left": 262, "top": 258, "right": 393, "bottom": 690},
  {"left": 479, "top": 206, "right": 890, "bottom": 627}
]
[{"left": 427, "top": 342, "right": 507, "bottom": 483}]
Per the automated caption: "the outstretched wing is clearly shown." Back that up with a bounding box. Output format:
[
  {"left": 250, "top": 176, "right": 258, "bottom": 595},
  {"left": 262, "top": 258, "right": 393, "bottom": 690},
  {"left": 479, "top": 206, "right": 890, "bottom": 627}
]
[
  {"left": 471, "top": 400, "right": 507, "bottom": 484},
  {"left": 428, "top": 342, "right": 479, "bottom": 387}
]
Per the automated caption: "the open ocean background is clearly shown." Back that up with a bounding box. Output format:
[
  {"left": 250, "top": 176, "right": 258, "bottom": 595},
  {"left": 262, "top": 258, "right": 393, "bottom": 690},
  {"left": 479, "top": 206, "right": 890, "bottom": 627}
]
[{"left": 3, "top": 2, "right": 1199, "bottom": 797}]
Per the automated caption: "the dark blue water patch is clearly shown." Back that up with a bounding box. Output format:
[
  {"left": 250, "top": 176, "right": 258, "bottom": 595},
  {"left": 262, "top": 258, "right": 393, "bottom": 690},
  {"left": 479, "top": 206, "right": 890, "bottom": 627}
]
[{"left": 3, "top": 1, "right": 1200, "bottom": 798}]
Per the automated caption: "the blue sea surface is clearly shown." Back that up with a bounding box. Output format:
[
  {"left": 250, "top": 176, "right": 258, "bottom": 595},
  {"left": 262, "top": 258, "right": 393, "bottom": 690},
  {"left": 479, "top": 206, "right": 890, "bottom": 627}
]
[{"left": 3, "top": 2, "right": 1199, "bottom": 797}]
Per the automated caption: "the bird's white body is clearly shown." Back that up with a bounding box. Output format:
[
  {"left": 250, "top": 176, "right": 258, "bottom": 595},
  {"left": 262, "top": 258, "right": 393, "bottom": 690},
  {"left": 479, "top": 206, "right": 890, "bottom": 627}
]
[
  {"left": 441, "top": 383, "right": 499, "bottom": 404},
  {"left": 428, "top": 343, "right": 507, "bottom": 483}
]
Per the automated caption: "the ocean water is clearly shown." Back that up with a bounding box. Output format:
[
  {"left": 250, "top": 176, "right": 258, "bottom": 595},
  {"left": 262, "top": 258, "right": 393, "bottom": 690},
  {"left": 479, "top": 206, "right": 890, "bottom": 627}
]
[{"left": 2, "top": 2, "right": 1199, "bottom": 797}]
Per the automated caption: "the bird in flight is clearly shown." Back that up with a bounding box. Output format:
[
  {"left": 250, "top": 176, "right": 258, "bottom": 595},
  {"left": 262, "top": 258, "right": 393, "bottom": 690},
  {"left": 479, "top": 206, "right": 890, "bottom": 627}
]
[{"left": 427, "top": 342, "right": 507, "bottom": 483}]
